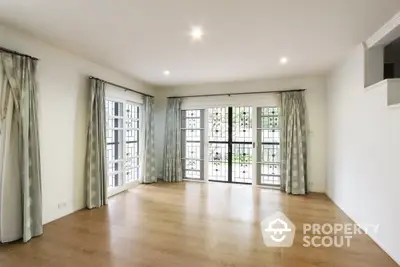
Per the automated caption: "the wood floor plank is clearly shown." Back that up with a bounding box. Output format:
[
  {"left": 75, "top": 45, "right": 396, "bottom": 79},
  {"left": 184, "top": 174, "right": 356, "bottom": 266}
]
[{"left": 0, "top": 182, "right": 397, "bottom": 267}]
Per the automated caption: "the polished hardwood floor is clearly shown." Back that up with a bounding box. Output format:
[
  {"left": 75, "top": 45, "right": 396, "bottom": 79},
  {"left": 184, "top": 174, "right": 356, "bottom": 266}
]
[{"left": 0, "top": 182, "right": 397, "bottom": 267}]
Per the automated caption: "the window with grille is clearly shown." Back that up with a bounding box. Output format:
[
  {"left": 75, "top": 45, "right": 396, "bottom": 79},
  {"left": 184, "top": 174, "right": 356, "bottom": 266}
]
[
  {"left": 207, "top": 106, "right": 253, "bottom": 184},
  {"left": 208, "top": 107, "right": 229, "bottom": 182},
  {"left": 257, "top": 107, "right": 281, "bottom": 186},
  {"left": 105, "top": 99, "right": 141, "bottom": 194},
  {"left": 125, "top": 102, "right": 140, "bottom": 183},
  {"left": 180, "top": 104, "right": 281, "bottom": 187},
  {"left": 231, "top": 106, "right": 253, "bottom": 184},
  {"left": 181, "top": 110, "right": 204, "bottom": 179}
]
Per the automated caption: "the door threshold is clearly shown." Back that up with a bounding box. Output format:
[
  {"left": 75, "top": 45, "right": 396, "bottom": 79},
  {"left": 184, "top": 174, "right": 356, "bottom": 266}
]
[{"left": 183, "top": 178, "right": 280, "bottom": 190}]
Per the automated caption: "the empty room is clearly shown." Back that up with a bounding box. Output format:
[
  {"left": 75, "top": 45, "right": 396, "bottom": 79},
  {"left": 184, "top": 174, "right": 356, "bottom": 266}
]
[{"left": 0, "top": 1, "right": 399, "bottom": 266}]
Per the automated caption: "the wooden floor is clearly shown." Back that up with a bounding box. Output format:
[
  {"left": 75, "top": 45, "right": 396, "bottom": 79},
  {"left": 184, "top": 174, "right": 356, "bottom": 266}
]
[{"left": 0, "top": 182, "right": 397, "bottom": 267}]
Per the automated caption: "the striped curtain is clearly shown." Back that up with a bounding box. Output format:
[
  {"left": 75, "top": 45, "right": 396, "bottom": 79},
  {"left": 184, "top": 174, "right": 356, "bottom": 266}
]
[
  {"left": 163, "top": 98, "right": 183, "bottom": 182},
  {"left": 0, "top": 53, "right": 42, "bottom": 242},
  {"left": 85, "top": 78, "right": 108, "bottom": 209},
  {"left": 280, "top": 91, "right": 308, "bottom": 195},
  {"left": 141, "top": 96, "right": 156, "bottom": 183}
]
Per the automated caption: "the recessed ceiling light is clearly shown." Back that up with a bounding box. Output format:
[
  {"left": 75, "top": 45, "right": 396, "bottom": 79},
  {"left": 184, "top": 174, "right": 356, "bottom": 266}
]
[
  {"left": 163, "top": 70, "right": 170, "bottom": 76},
  {"left": 280, "top": 57, "right": 289, "bottom": 65},
  {"left": 190, "top": 26, "right": 204, "bottom": 41}
]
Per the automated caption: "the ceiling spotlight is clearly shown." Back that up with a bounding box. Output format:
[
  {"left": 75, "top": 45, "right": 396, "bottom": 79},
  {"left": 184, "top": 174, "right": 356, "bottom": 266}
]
[
  {"left": 163, "top": 70, "right": 170, "bottom": 76},
  {"left": 280, "top": 57, "right": 288, "bottom": 65},
  {"left": 190, "top": 26, "right": 204, "bottom": 41}
]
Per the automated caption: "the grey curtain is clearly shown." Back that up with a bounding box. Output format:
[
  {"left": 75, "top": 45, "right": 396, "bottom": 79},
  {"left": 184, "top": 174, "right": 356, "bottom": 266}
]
[
  {"left": 85, "top": 78, "right": 107, "bottom": 209},
  {"left": 0, "top": 53, "right": 42, "bottom": 243},
  {"left": 163, "top": 98, "right": 183, "bottom": 182},
  {"left": 141, "top": 96, "right": 156, "bottom": 183},
  {"left": 280, "top": 91, "right": 307, "bottom": 195}
]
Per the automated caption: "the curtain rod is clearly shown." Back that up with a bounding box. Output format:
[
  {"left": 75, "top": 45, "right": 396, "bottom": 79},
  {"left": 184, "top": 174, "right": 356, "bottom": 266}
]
[
  {"left": 0, "top": 46, "right": 39, "bottom": 60},
  {"left": 89, "top": 76, "right": 154, "bottom": 98},
  {"left": 167, "top": 89, "right": 305, "bottom": 98}
]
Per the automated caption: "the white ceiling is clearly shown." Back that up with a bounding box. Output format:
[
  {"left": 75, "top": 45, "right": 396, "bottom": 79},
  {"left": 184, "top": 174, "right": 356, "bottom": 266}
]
[{"left": 0, "top": 0, "right": 399, "bottom": 86}]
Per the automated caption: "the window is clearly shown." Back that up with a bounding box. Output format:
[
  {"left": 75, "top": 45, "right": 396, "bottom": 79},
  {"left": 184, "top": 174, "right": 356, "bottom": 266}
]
[
  {"left": 179, "top": 100, "right": 281, "bottom": 187},
  {"left": 105, "top": 98, "right": 141, "bottom": 196},
  {"left": 181, "top": 110, "right": 204, "bottom": 179},
  {"left": 208, "top": 107, "right": 229, "bottom": 182},
  {"left": 207, "top": 106, "right": 253, "bottom": 184},
  {"left": 125, "top": 102, "right": 141, "bottom": 183},
  {"left": 231, "top": 106, "right": 253, "bottom": 184},
  {"left": 106, "top": 100, "right": 123, "bottom": 189},
  {"left": 257, "top": 107, "right": 281, "bottom": 186}
]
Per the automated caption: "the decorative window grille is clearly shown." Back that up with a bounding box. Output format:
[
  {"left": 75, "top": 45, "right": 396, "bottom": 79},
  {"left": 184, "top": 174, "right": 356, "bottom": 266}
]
[
  {"left": 180, "top": 105, "right": 281, "bottom": 186},
  {"left": 257, "top": 107, "right": 281, "bottom": 186},
  {"left": 231, "top": 106, "right": 253, "bottom": 184},
  {"left": 181, "top": 110, "right": 204, "bottom": 179},
  {"left": 208, "top": 107, "right": 229, "bottom": 182}
]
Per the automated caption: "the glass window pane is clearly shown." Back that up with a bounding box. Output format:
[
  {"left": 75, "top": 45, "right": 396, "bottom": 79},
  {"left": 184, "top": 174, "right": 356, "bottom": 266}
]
[
  {"left": 106, "top": 99, "right": 142, "bottom": 189},
  {"left": 232, "top": 143, "right": 252, "bottom": 183},
  {"left": 257, "top": 107, "right": 281, "bottom": 186},
  {"left": 106, "top": 100, "right": 123, "bottom": 117},
  {"left": 208, "top": 143, "right": 228, "bottom": 182},
  {"left": 125, "top": 102, "right": 141, "bottom": 182},
  {"left": 185, "top": 142, "right": 201, "bottom": 159},
  {"left": 105, "top": 99, "right": 125, "bottom": 189},
  {"left": 208, "top": 107, "right": 229, "bottom": 142},
  {"left": 185, "top": 130, "right": 201, "bottom": 142},
  {"left": 232, "top": 106, "right": 252, "bottom": 142},
  {"left": 181, "top": 109, "right": 204, "bottom": 180}
]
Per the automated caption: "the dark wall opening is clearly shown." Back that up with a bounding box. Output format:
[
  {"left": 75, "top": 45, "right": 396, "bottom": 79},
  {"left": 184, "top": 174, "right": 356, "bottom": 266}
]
[{"left": 384, "top": 37, "right": 400, "bottom": 79}]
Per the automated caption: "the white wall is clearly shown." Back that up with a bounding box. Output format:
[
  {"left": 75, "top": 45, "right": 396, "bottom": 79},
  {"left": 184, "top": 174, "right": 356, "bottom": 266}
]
[
  {"left": 155, "top": 76, "right": 327, "bottom": 193},
  {"left": 327, "top": 44, "right": 400, "bottom": 264},
  {"left": 0, "top": 24, "right": 155, "bottom": 224},
  {"left": 364, "top": 44, "right": 384, "bottom": 87}
]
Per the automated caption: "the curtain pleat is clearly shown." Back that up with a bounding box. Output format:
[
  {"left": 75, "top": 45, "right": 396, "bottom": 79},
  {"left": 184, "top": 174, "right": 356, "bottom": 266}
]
[
  {"left": 163, "top": 98, "right": 183, "bottom": 182},
  {"left": 141, "top": 96, "right": 156, "bottom": 183},
  {"left": 280, "top": 91, "right": 308, "bottom": 195},
  {"left": 85, "top": 79, "right": 108, "bottom": 209},
  {"left": 0, "top": 52, "right": 42, "bottom": 243}
]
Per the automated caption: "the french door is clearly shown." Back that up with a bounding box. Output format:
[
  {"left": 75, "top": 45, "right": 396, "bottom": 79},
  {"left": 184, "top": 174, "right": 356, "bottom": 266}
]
[
  {"left": 182, "top": 105, "right": 281, "bottom": 186},
  {"left": 207, "top": 106, "right": 253, "bottom": 184},
  {"left": 105, "top": 98, "right": 141, "bottom": 197}
]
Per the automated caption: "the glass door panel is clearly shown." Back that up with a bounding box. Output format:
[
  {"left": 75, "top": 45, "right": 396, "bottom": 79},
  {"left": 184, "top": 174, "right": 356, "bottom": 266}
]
[
  {"left": 181, "top": 110, "right": 204, "bottom": 179},
  {"left": 257, "top": 107, "right": 281, "bottom": 186},
  {"left": 105, "top": 100, "right": 124, "bottom": 189},
  {"left": 105, "top": 99, "right": 142, "bottom": 196},
  {"left": 207, "top": 106, "right": 253, "bottom": 184},
  {"left": 231, "top": 106, "right": 253, "bottom": 184},
  {"left": 207, "top": 107, "right": 229, "bottom": 182},
  {"left": 125, "top": 102, "right": 140, "bottom": 183}
]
